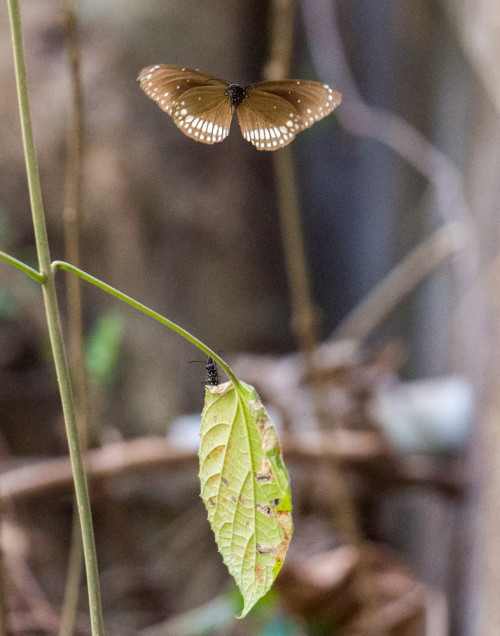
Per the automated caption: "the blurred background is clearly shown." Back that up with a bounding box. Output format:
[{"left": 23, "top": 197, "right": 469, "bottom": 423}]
[{"left": 1, "top": 0, "right": 499, "bottom": 634}]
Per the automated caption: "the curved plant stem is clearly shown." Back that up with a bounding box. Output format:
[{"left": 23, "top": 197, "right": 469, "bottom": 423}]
[
  {"left": 7, "top": 2, "right": 104, "bottom": 634},
  {"left": 0, "top": 248, "right": 45, "bottom": 282},
  {"left": 51, "top": 261, "right": 238, "bottom": 384}
]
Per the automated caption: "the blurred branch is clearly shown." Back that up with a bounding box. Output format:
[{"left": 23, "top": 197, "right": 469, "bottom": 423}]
[
  {"left": 0, "top": 439, "right": 197, "bottom": 502},
  {"left": 333, "top": 222, "right": 469, "bottom": 341},
  {"left": 300, "top": 0, "right": 470, "bottom": 225},
  {"left": 266, "top": 0, "right": 365, "bottom": 566},
  {"left": 60, "top": 0, "right": 86, "bottom": 406},
  {"left": 6, "top": 548, "right": 60, "bottom": 634},
  {"left": 441, "top": 0, "right": 500, "bottom": 115},
  {"left": 265, "top": 2, "right": 389, "bottom": 625},
  {"left": 264, "top": 0, "right": 294, "bottom": 81},
  {"left": 474, "top": 229, "right": 500, "bottom": 633},
  {"left": 266, "top": 0, "right": 318, "bottom": 354},
  {"left": 0, "top": 514, "right": 8, "bottom": 635},
  {"left": 0, "top": 433, "right": 465, "bottom": 503},
  {"left": 58, "top": 2, "right": 88, "bottom": 633},
  {"left": 59, "top": 0, "right": 89, "bottom": 442},
  {"left": 301, "top": 0, "right": 488, "bottom": 375}
]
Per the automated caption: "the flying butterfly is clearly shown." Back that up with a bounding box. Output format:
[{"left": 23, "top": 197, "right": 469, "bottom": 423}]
[{"left": 138, "top": 64, "right": 342, "bottom": 150}]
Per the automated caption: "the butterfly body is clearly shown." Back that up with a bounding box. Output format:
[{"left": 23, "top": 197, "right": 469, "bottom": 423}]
[
  {"left": 138, "top": 65, "right": 341, "bottom": 150},
  {"left": 226, "top": 84, "right": 247, "bottom": 108}
]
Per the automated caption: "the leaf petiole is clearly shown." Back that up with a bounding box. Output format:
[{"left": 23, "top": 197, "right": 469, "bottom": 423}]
[
  {"left": 0, "top": 248, "right": 46, "bottom": 283},
  {"left": 51, "top": 260, "right": 237, "bottom": 384}
]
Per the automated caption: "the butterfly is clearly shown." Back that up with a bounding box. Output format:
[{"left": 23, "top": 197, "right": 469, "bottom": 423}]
[{"left": 138, "top": 64, "right": 341, "bottom": 150}]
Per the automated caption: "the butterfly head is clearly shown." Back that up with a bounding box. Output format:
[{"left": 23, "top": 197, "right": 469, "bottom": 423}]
[{"left": 226, "top": 84, "right": 247, "bottom": 109}]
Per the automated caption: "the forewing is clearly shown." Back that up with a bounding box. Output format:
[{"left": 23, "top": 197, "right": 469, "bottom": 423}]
[
  {"left": 251, "top": 80, "right": 341, "bottom": 130},
  {"left": 236, "top": 90, "right": 301, "bottom": 150},
  {"left": 138, "top": 65, "right": 232, "bottom": 144},
  {"left": 138, "top": 64, "right": 226, "bottom": 107}
]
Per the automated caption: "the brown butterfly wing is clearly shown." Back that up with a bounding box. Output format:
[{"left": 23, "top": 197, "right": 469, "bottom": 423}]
[
  {"left": 236, "top": 90, "right": 302, "bottom": 150},
  {"left": 138, "top": 65, "right": 232, "bottom": 144},
  {"left": 138, "top": 64, "right": 225, "bottom": 107},
  {"left": 168, "top": 86, "right": 233, "bottom": 144},
  {"left": 250, "top": 80, "right": 341, "bottom": 131}
]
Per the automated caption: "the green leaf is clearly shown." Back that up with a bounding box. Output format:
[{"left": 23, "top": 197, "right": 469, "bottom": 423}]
[
  {"left": 86, "top": 312, "right": 125, "bottom": 386},
  {"left": 199, "top": 380, "right": 293, "bottom": 618}
]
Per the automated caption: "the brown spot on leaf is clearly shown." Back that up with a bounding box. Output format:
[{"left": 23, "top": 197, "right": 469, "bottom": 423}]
[
  {"left": 251, "top": 399, "right": 280, "bottom": 451},
  {"left": 254, "top": 457, "right": 274, "bottom": 484},
  {"left": 276, "top": 510, "right": 293, "bottom": 563},
  {"left": 206, "top": 445, "right": 225, "bottom": 463},
  {"left": 255, "top": 563, "right": 264, "bottom": 584},
  {"left": 256, "top": 543, "right": 277, "bottom": 556},
  {"left": 221, "top": 476, "right": 229, "bottom": 487},
  {"left": 255, "top": 502, "right": 273, "bottom": 517}
]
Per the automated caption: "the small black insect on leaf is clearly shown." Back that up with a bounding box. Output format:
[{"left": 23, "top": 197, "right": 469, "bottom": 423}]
[
  {"left": 204, "top": 356, "right": 221, "bottom": 386},
  {"left": 138, "top": 64, "right": 342, "bottom": 150},
  {"left": 188, "top": 355, "right": 222, "bottom": 386}
]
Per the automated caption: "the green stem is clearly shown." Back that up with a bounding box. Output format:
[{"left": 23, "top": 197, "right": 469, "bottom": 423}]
[
  {"left": 51, "top": 260, "right": 238, "bottom": 384},
  {"left": 7, "top": 2, "right": 104, "bottom": 634},
  {"left": 0, "top": 248, "right": 45, "bottom": 282}
]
